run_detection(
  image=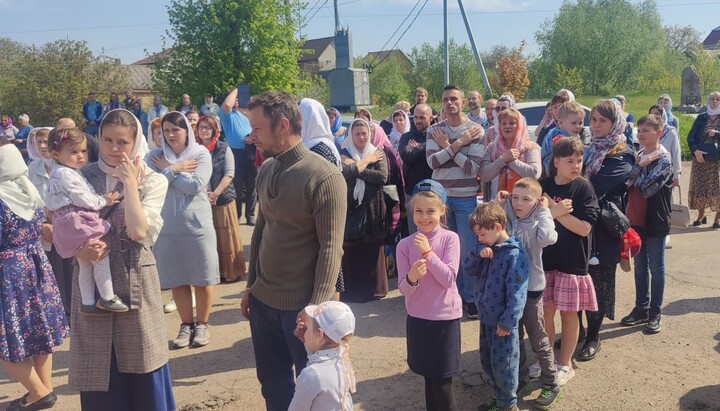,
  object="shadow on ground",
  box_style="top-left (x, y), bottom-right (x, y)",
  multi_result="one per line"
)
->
top-left (679, 384), bottom-right (720, 410)
top-left (663, 297), bottom-right (720, 316)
